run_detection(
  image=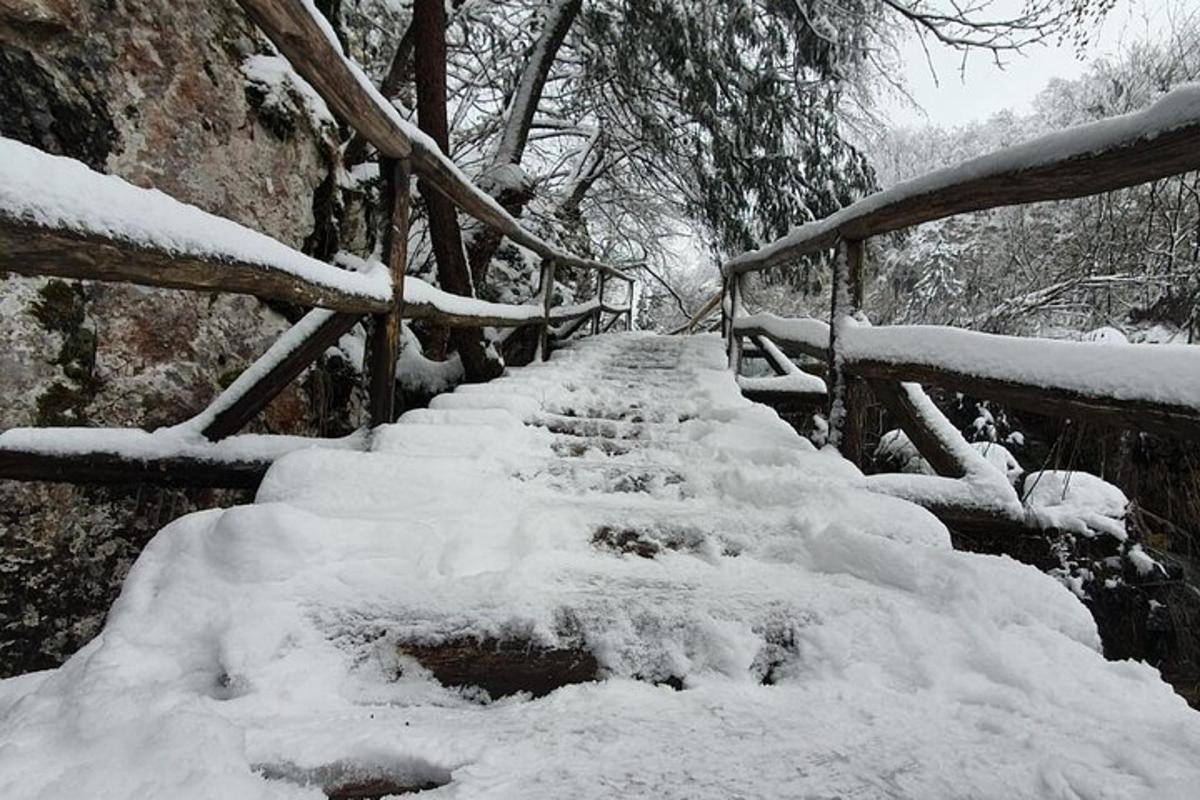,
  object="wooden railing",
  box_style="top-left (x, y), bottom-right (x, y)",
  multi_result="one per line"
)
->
top-left (721, 84), bottom-right (1200, 533)
top-left (0, 0), bottom-right (636, 489)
